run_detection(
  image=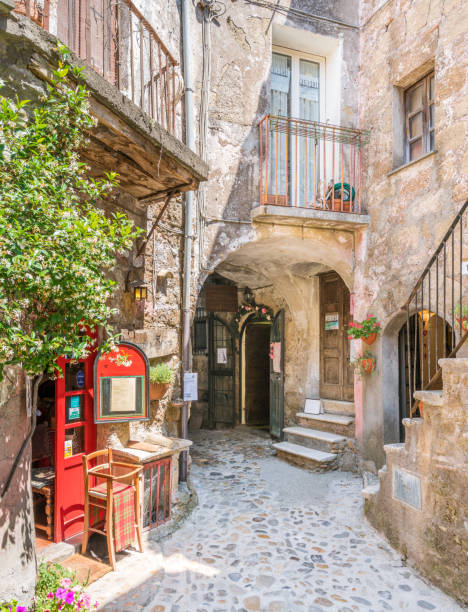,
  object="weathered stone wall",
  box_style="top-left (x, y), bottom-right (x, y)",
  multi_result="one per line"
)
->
top-left (354, 0), bottom-right (468, 468)
top-left (364, 358), bottom-right (468, 606)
